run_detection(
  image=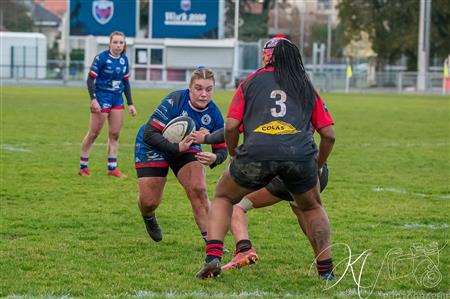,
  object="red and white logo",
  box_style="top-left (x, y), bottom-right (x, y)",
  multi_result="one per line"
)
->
top-left (92, 0), bottom-right (114, 25)
top-left (180, 0), bottom-right (191, 12)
